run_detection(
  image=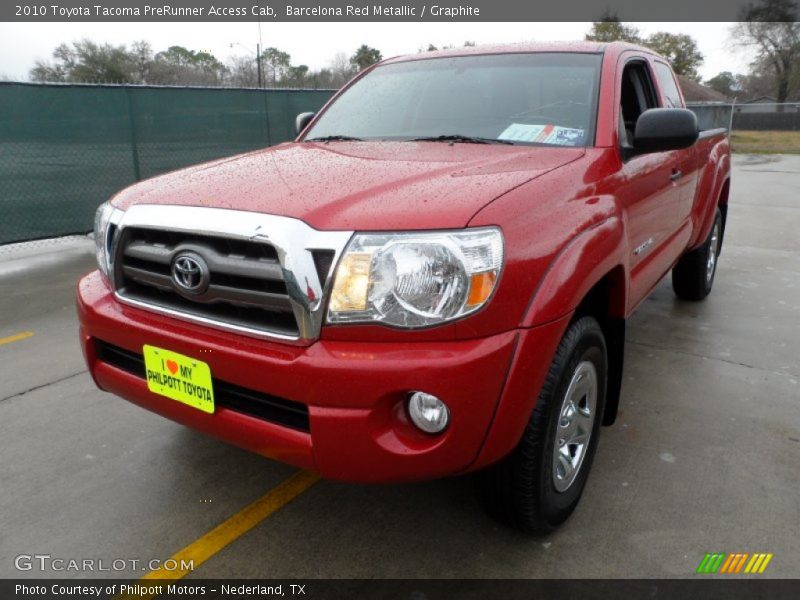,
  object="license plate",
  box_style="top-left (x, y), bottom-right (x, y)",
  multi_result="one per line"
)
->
top-left (143, 345), bottom-right (215, 414)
